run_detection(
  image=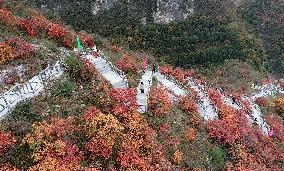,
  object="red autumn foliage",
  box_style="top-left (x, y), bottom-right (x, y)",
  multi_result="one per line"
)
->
top-left (85, 137), bottom-right (113, 160)
top-left (79, 32), bottom-right (94, 48)
top-left (206, 87), bottom-right (224, 108)
top-left (184, 69), bottom-right (196, 78)
top-left (187, 87), bottom-right (199, 99)
top-left (0, 131), bottom-right (16, 155)
top-left (159, 123), bottom-right (172, 134)
top-left (0, 8), bottom-right (15, 25)
top-left (31, 13), bottom-right (49, 31)
top-left (47, 23), bottom-right (68, 39)
top-left (83, 106), bottom-right (101, 120)
top-left (111, 44), bottom-right (122, 53)
top-left (209, 97), bottom-right (284, 170)
top-left (115, 53), bottom-right (139, 74)
top-left (167, 136), bottom-right (181, 149)
top-left (5, 37), bottom-right (35, 59)
top-left (111, 88), bottom-right (138, 117)
top-left (255, 97), bottom-right (268, 107)
top-left (17, 18), bottom-right (36, 37)
top-left (209, 112), bottom-right (249, 144)
top-left (117, 139), bottom-right (171, 171)
top-left (160, 65), bottom-right (188, 84)
top-left (178, 96), bottom-right (198, 114)
top-left (159, 65), bottom-right (173, 75)
top-left (266, 114), bottom-right (284, 144)
top-left (0, 6), bottom-right (93, 48)
top-left (22, 117), bottom-right (84, 170)
top-left (148, 86), bottom-right (173, 117)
